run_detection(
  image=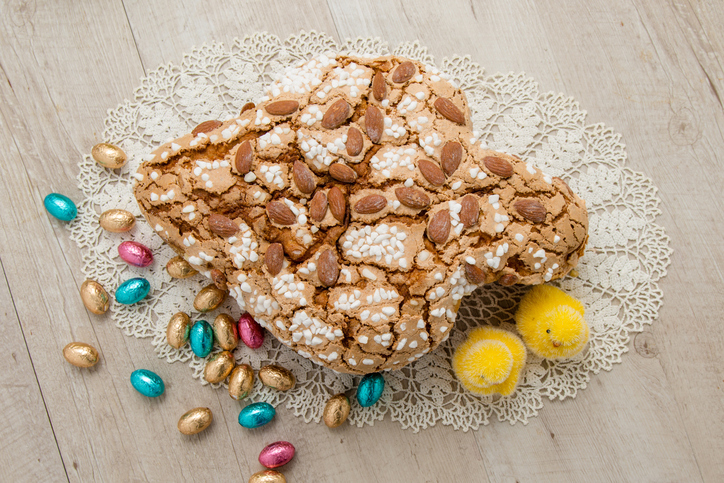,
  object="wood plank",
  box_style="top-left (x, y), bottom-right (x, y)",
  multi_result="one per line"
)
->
top-left (0, 256), bottom-right (68, 482)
